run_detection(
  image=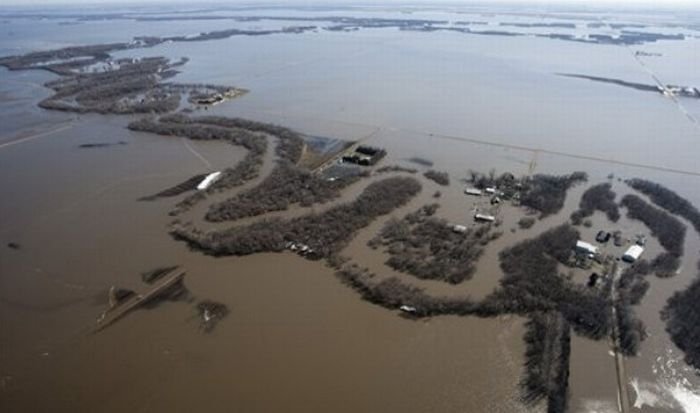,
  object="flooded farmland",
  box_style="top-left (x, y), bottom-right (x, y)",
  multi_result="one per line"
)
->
top-left (1, 3), bottom-right (700, 413)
